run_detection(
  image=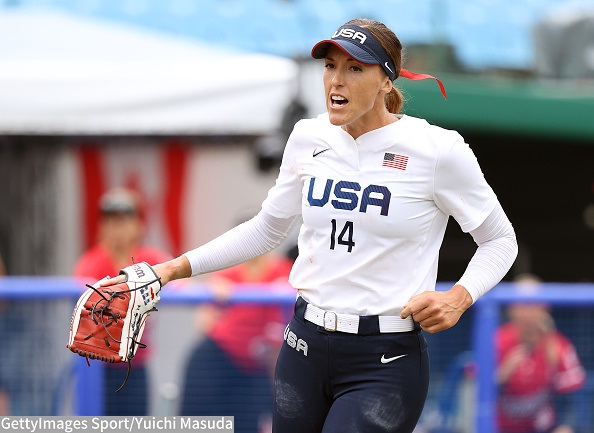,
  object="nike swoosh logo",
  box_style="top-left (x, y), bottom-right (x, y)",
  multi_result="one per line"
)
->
top-left (380, 354), bottom-right (407, 364)
top-left (313, 148), bottom-right (331, 157)
top-left (384, 62), bottom-right (394, 73)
